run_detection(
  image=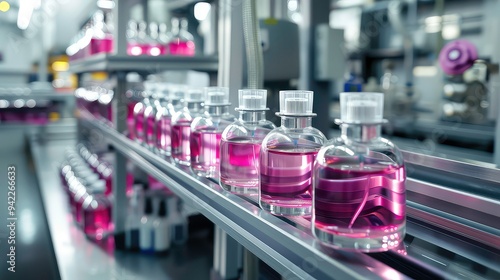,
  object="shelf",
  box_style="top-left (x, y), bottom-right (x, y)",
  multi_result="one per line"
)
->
top-left (78, 111), bottom-right (500, 279)
top-left (69, 53), bottom-right (219, 74)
